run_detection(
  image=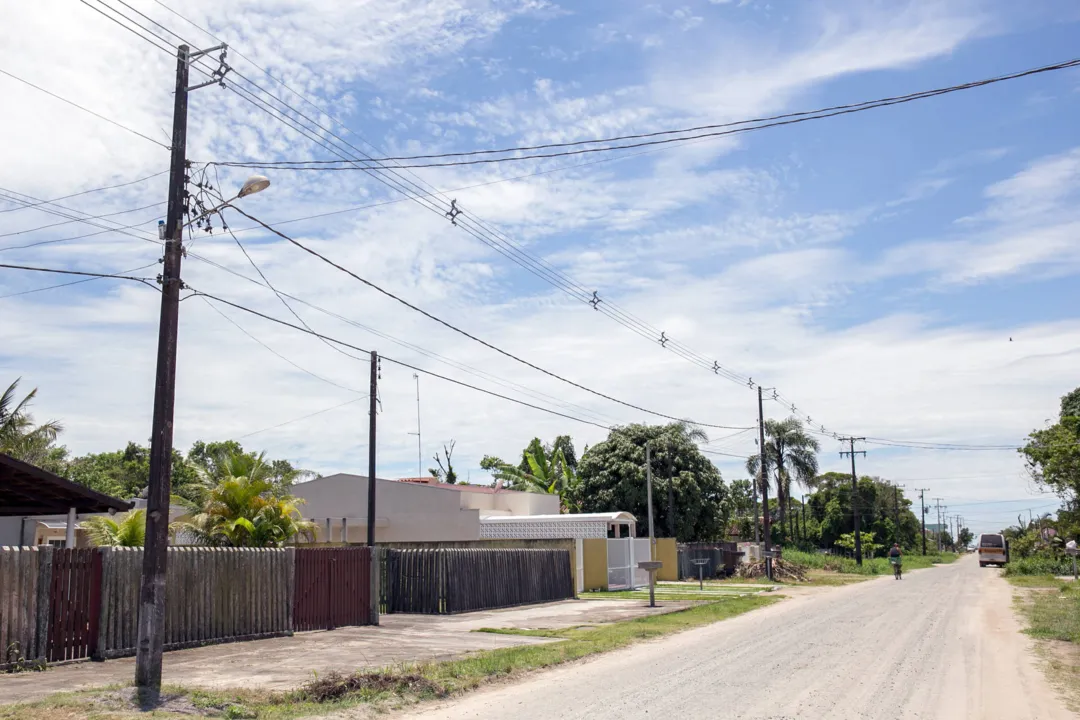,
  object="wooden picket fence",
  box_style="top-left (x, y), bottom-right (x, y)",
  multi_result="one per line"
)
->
top-left (97, 547), bottom-right (295, 659)
top-left (0, 546), bottom-right (51, 669)
top-left (383, 548), bottom-right (574, 615)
